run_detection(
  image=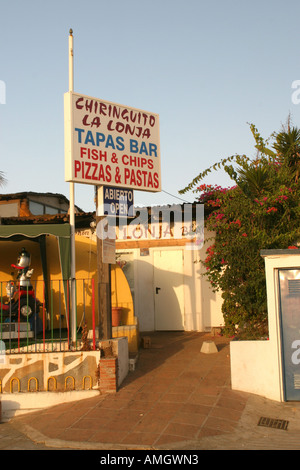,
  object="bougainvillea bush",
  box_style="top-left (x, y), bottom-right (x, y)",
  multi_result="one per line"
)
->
top-left (180, 121), bottom-right (300, 338)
